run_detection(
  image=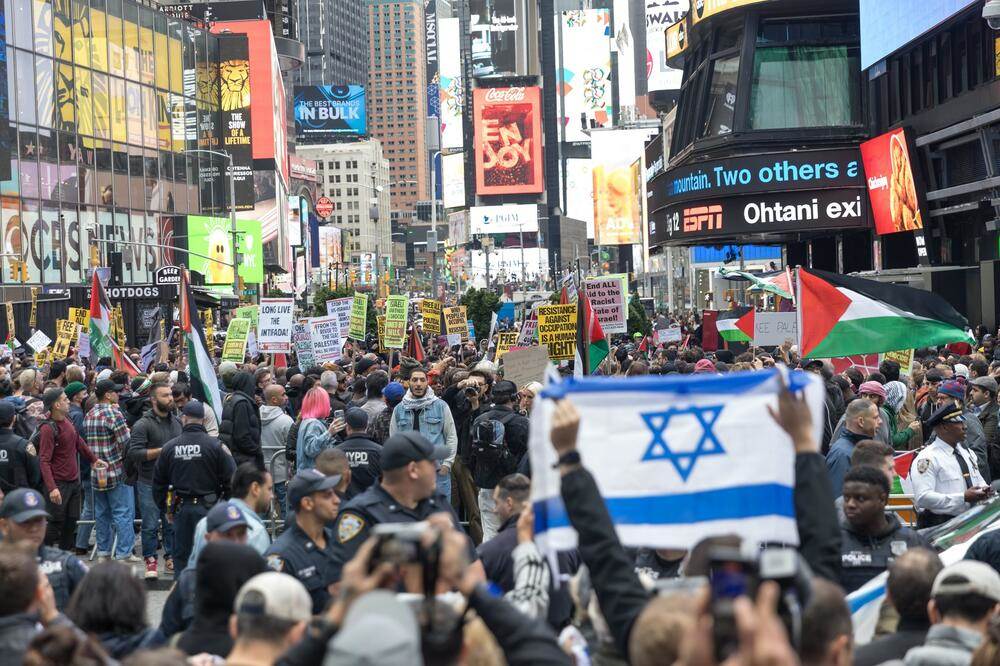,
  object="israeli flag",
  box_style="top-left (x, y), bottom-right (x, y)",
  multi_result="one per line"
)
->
top-left (529, 369), bottom-right (825, 552)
